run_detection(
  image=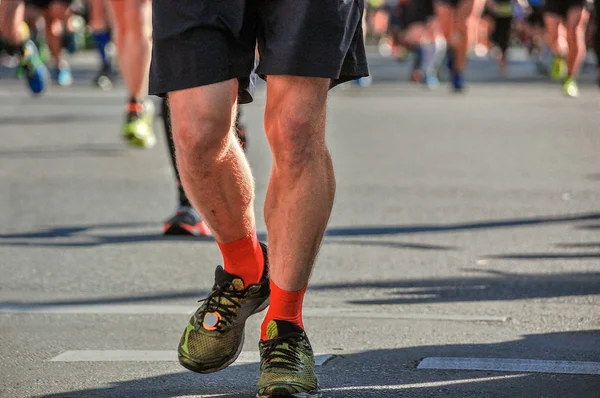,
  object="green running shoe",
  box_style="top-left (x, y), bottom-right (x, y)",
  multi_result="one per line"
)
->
top-left (178, 243), bottom-right (270, 374)
top-left (37, 41), bottom-right (51, 65)
top-left (123, 100), bottom-right (156, 148)
top-left (562, 77), bottom-right (579, 98)
top-left (549, 55), bottom-right (567, 82)
top-left (257, 320), bottom-right (321, 398)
